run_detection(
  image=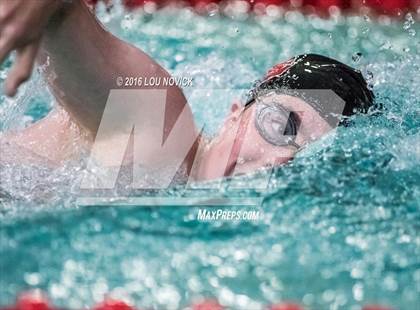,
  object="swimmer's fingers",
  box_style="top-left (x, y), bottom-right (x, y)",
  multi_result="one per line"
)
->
top-left (4, 41), bottom-right (40, 97)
